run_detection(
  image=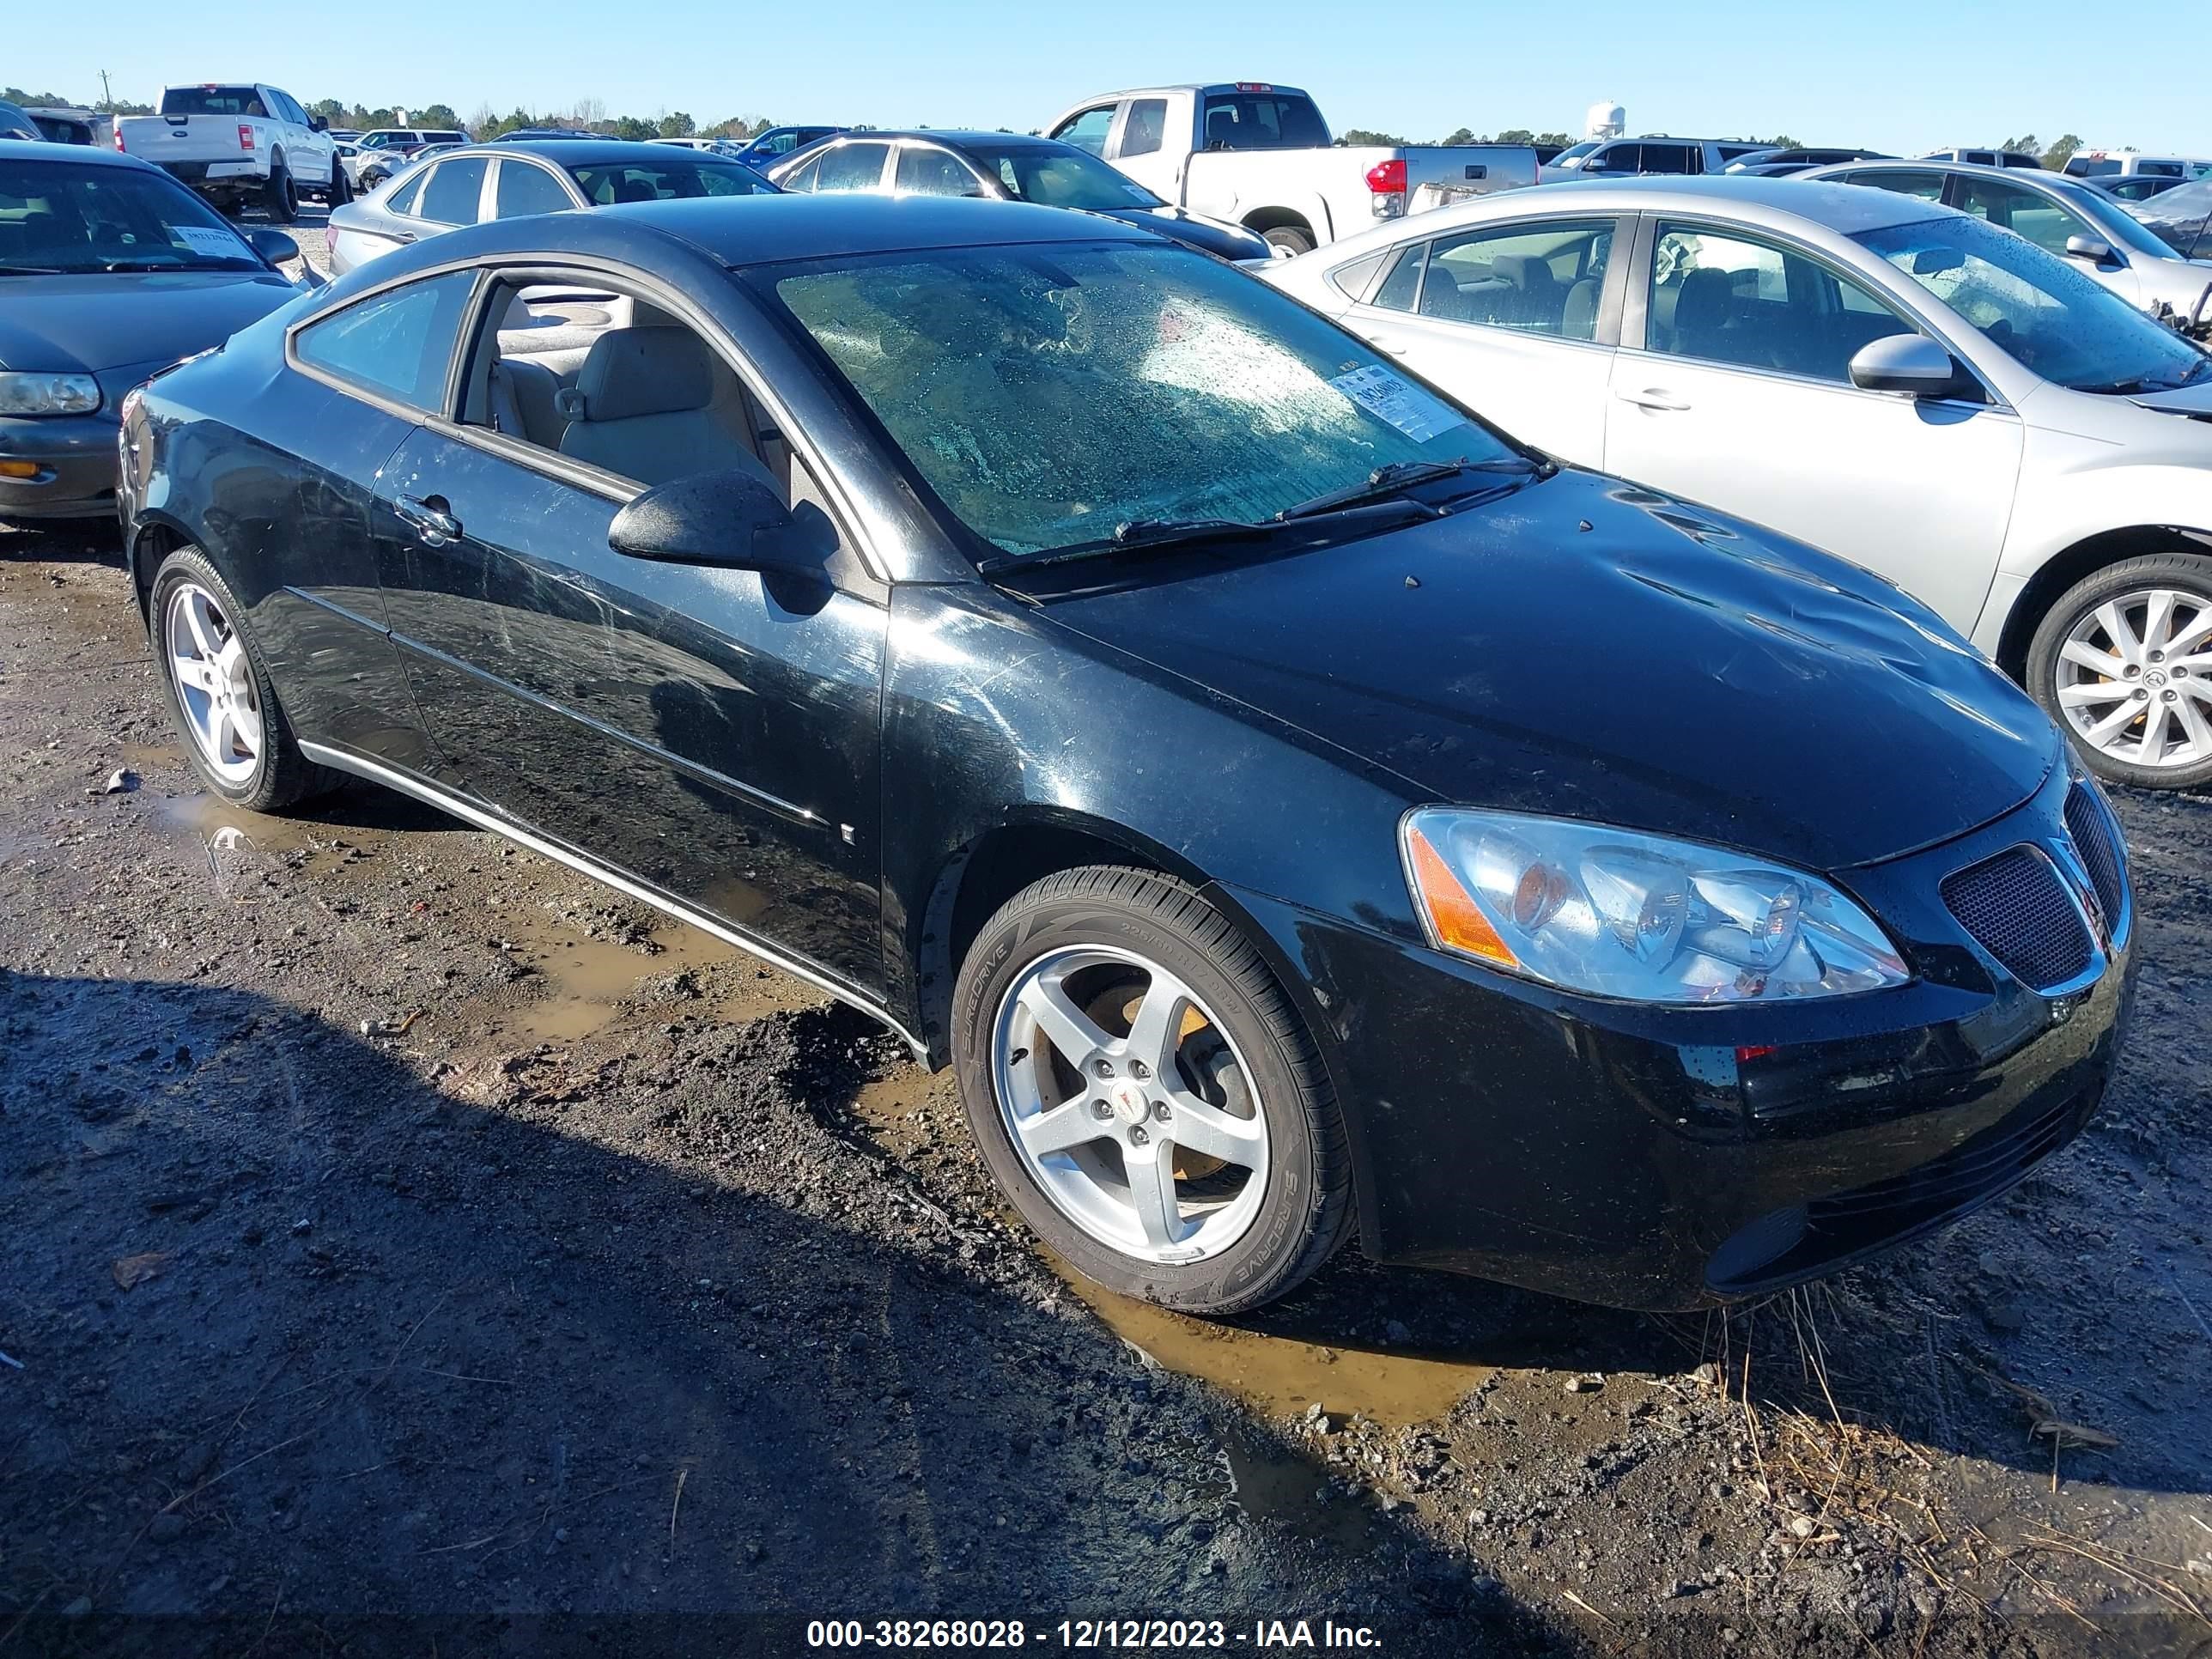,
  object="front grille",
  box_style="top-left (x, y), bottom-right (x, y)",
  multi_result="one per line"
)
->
top-left (1941, 847), bottom-right (2093, 991)
top-left (2064, 783), bottom-right (2127, 930)
top-left (1707, 1091), bottom-right (2086, 1294)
